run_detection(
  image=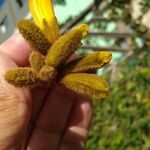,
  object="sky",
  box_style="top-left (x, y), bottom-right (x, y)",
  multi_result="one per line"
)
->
top-left (54, 0), bottom-right (92, 23)
top-left (54, 0), bottom-right (122, 62)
